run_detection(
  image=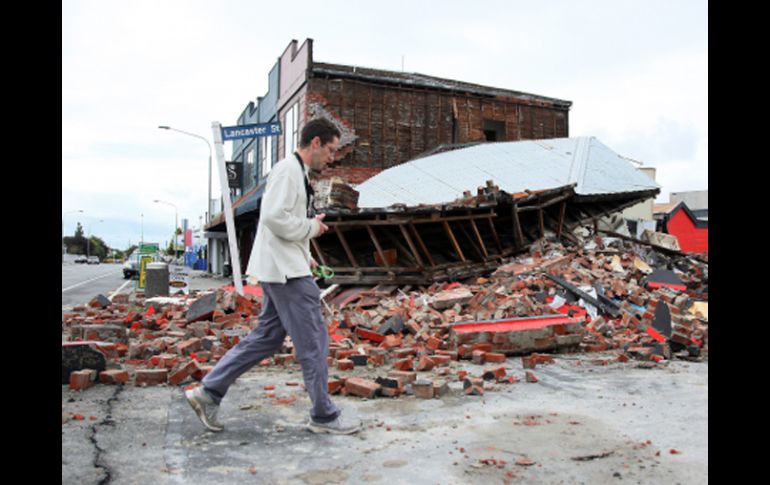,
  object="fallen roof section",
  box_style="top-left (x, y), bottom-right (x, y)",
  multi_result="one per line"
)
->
top-left (354, 137), bottom-right (660, 209)
top-left (312, 137), bottom-right (660, 285)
